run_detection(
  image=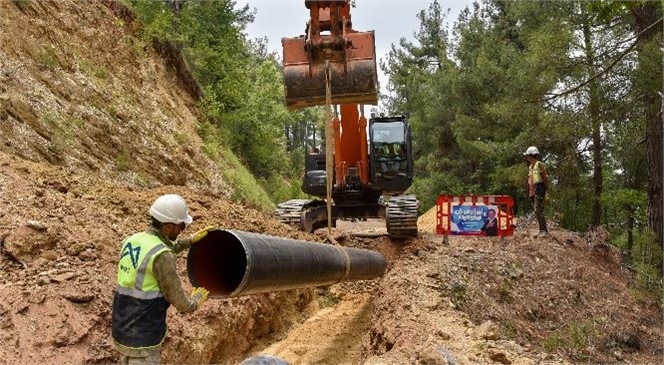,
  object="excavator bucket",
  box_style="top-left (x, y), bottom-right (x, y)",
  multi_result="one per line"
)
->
top-left (282, 30), bottom-right (378, 110)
